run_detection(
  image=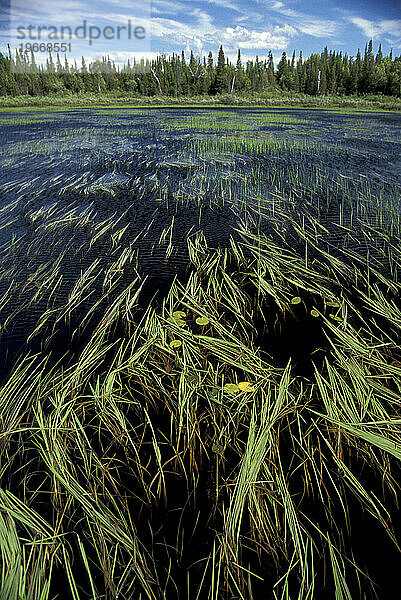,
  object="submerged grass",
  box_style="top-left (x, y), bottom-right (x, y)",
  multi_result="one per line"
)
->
top-left (0, 108), bottom-right (400, 599)
top-left (1, 229), bottom-right (401, 599)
